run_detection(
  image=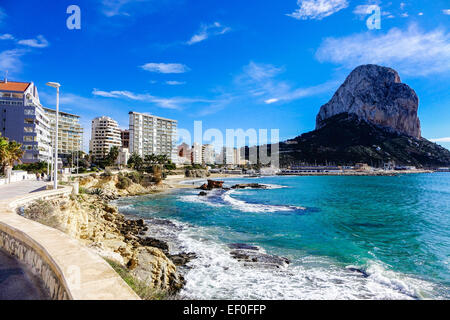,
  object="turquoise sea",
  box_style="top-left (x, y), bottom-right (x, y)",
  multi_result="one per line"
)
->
top-left (116, 173), bottom-right (450, 299)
